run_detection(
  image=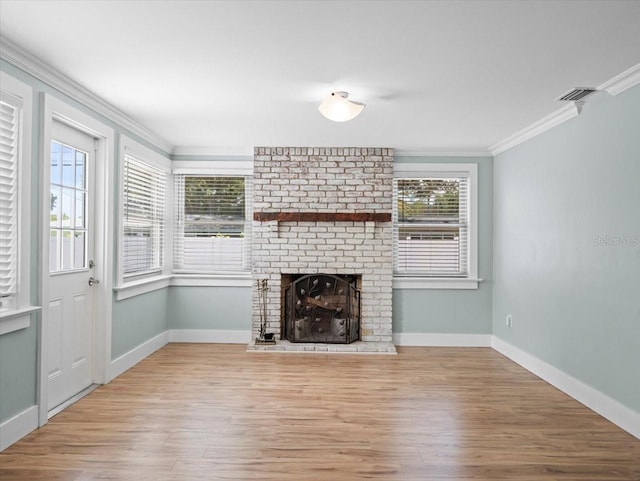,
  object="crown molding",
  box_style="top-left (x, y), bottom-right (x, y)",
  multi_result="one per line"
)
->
top-left (171, 145), bottom-right (254, 159)
top-left (491, 64), bottom-right (640, 156)
top-left (394, 150), bottom-right (491, 158)
top-left (173, 147), bottom-right (493, 159)
top-left (0, 35), bottom-right (173, 154)
top-left (489, 103), bottom-right (580, 156)
top-left (597, 63), bottom-right (640, 96)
